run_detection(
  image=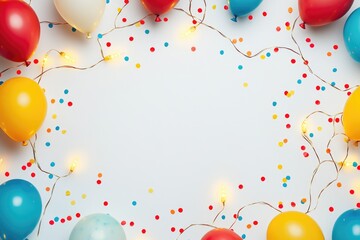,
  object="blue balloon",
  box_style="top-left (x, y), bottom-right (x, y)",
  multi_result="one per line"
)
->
top-left (344, 8), bottom-right (360, 62)
top-left (70, 213), bottom-right (126, 240)
top-left (0, 179), bottom-right (42, 240)
top-left (333, 209), bottom-right (360, 240)
top-left (229, 0), bottom-right (263, 22)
